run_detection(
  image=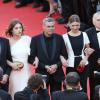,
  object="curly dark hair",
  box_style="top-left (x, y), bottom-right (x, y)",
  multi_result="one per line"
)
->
top-left (28, 73), bottom-right (44, 90)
